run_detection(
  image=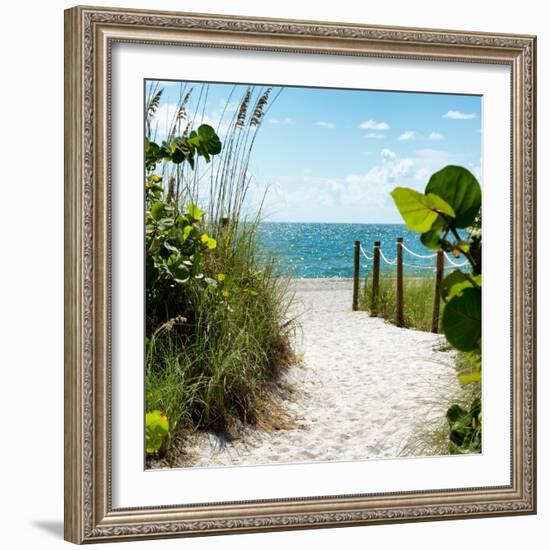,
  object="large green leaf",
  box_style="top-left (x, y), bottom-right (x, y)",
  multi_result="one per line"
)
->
top-left (186, 203), bottom-right (204, 221)
top-left (201, 233), bottom-right (217, 250)
top-left (188, 124), bottom-right (222, 162)
top-left (425, 165), bottom-right (481, 228)
top-left (442, 287), bottom-right (482, 351)
top-left (197, 124), bottom-right (222, 154)
top-left (171, 137), bottom-right (195, 166)
top-left (420, 230), bottom-right (441, 250)
top-left (145, 410), bottom-right (169, 454)
top-left (390, 187), bottom-right (455, 233)
top-left (440, 270), bottom-right (482, 301)
top-left (150, 201), bottom-right (164, 220)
